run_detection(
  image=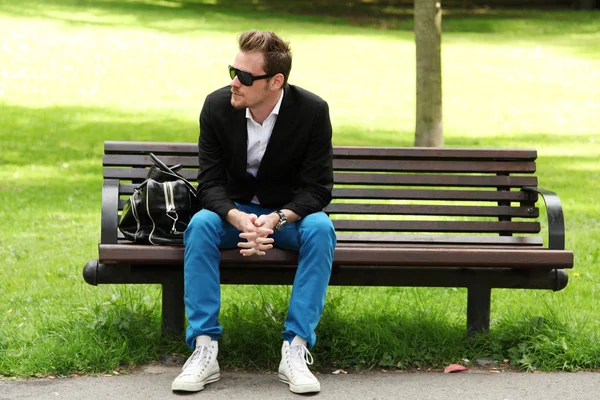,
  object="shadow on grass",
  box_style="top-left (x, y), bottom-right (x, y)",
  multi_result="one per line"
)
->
top-left (1, 101), bottom-right (598, 180)
top-left (0, 0), bottom-right (405, 35)
top-left (0, 103), bottom-right (198, 167)
top-left (1, 0), bottom-right (599, 37)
